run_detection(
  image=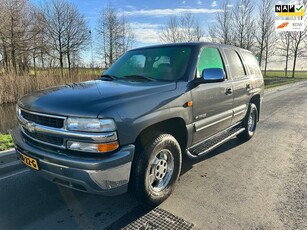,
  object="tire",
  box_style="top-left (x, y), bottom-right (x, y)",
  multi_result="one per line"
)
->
top-left (130, 133), bottom-right (182, 206)
top-left (238, 103), bottom-right (258, 141)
